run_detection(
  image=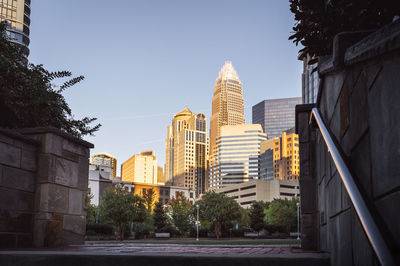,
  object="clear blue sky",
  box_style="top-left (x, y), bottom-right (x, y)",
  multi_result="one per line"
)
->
top-left (29, 0), bottom-right (302, 175)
